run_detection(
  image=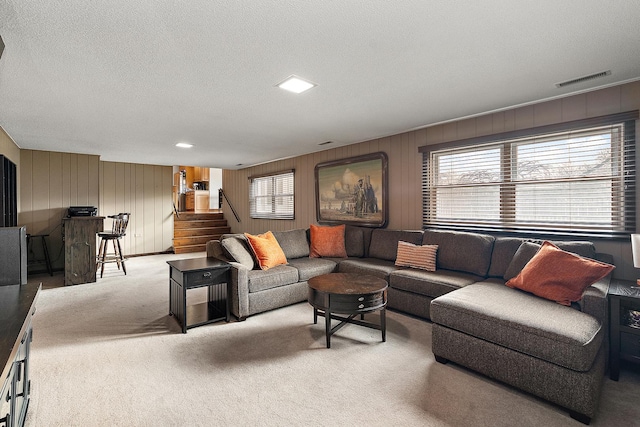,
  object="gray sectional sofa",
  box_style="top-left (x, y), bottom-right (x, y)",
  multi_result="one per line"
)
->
top-left (206, 226), bottom-right (612, 424)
